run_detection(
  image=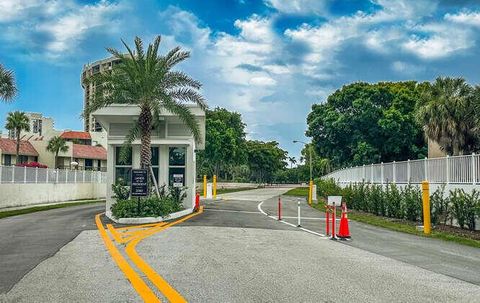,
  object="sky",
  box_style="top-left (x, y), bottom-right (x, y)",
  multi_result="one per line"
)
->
top-left (2, 0), bottom-right (480, 160)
